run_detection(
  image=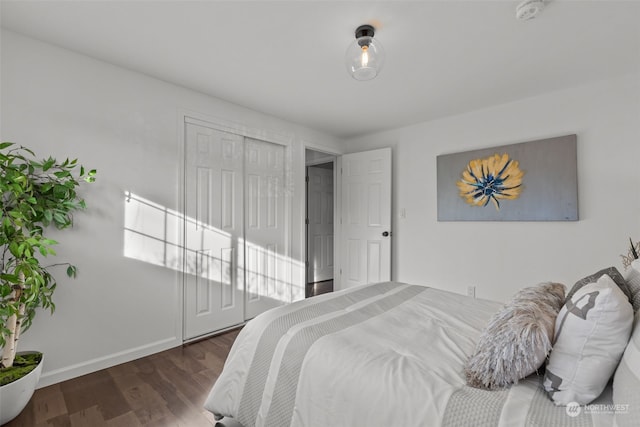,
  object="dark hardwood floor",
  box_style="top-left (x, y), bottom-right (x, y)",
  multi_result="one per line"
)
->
top-left (5, 328), bottom-right (241, 427)
top-left (6, 286), bottom-right (335, 427)
top-left (305, 279), bottom-right (333, 298)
